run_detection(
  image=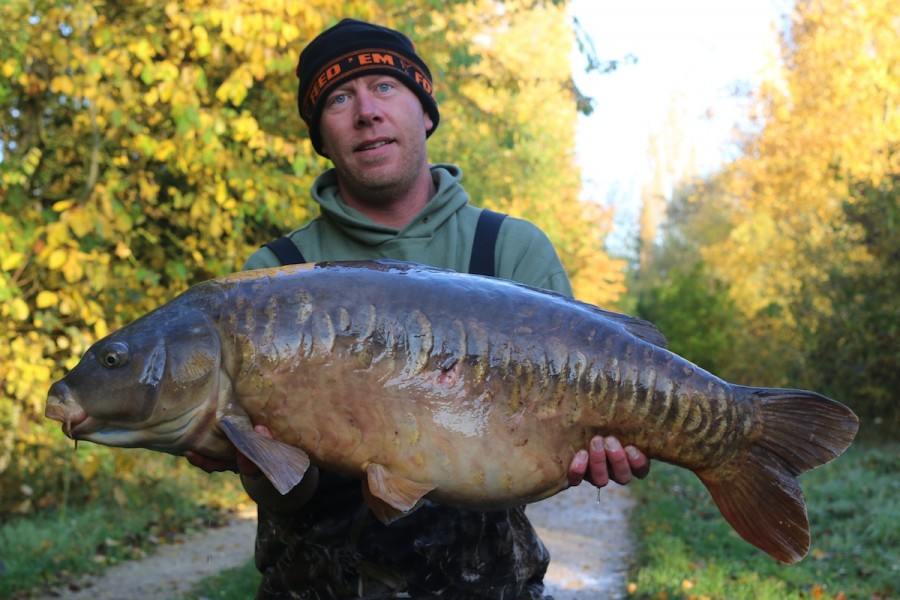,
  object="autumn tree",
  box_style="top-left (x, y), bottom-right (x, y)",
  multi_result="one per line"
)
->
top-left (1, 0), bottom-right (625, 513)
top-left (633, 176), bottom-right (746, 377)
top-left (632, 0), bottom-right (899, 435)
top-left (417, 0), bottom-right (626, 305)
top-left (686, 0), bottom-right (898, 415)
